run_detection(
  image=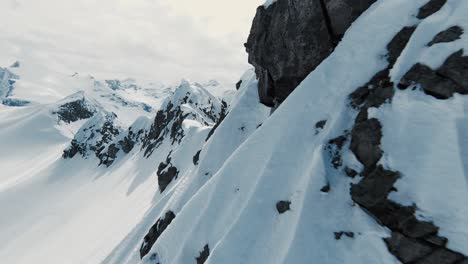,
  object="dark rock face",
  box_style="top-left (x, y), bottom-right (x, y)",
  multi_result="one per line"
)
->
top-left (326, 135), bottom-right (348, 169)
top-left (235, 80), bottom-right (242, 90)
top-left (345, 20), bottom-right (467, 263)
top-left (350, 118), bottom-right (382, 173)
top-left (276, 200), bottom-right (291, 214)
top-left (246, 0), bottom-right (375, 107)
top-left (62, 114), bottom-right (121, 167)
top-left (325, 0), bottom-right (377, 37)
top-left (196, 244), bottom-right (210, 264)
top-left (157, 154), bottom-right (179, 193)
top-left (140, 211), bottom-right (176, 259)
top-left (399, 50), bottom-right (468, 99)
top-left (334, 231), bottom-right (354, 240)
top-left (428, 26), bottom-right (464, 46)
top-left (417, 0), bottom-right (447, 19)
top-left (206, 100), bottom-right (228, 141)
top-left (193, 150), bottom-right (201, 165)
top-left (55, 98), bottom-right (95, 123)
